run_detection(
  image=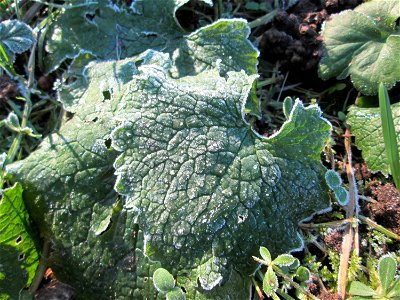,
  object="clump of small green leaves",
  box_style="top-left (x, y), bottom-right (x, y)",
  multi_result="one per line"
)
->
top-left (153, 268), bottom-right (185, 300)
top-left (253, 246), bottom-right (316, 300)
top-left (348, 255), bottom-right (400, 299)
top-left (319, 0), bottom-right (400, 95)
